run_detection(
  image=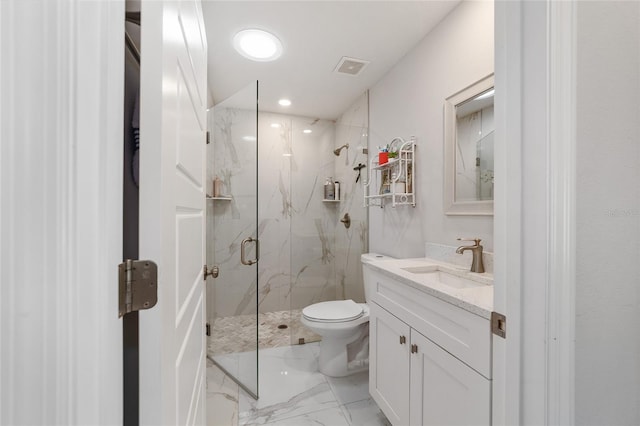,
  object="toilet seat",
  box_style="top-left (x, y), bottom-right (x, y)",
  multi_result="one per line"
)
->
top-left (302, 300), bottom-right (364, 323)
